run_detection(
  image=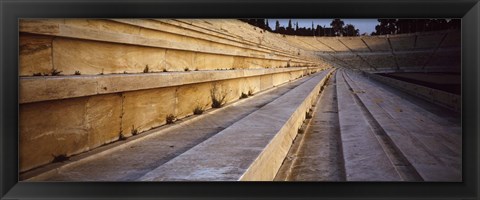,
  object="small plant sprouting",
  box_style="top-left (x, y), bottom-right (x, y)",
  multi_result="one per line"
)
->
top-left (210, 83), bottom-right (228, 108)
top-left (184, 67), bottom-right (190, 72)
top-left (306, 111), bottom-right (313, 119)
top-left (193, 105), bottom-right (205, 115)
top-left (33, 72), bottom-right (42, 76)
top-left (240, 92), bottom-right (249, 99)
top-left (119, 132), bottom-right (127, 141)
top-left (51, 68), bottom-right (62, 76)
top-left (143, 65), bottom-right (149, 73)
top-left (131, 125), bottom-right (138, 136)
top-left (211, 97), bottom-right (225, 108)
top-left (74, 71), bottom-right (81, 75)
top-left (52, 154), bottom-right (69, 163)
top-left (248, 88), bottom-right (255, 96)
top-left (298, 128), bottom-right (305, 134)
top-left (166, 114), bottom-right (176, 124)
